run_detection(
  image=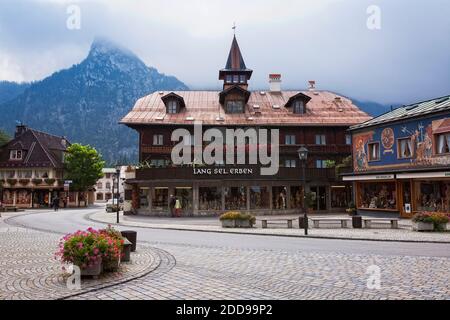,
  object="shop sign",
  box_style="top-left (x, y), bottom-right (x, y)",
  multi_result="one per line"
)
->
top-left (193, 168), bottom-right (254, 175)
